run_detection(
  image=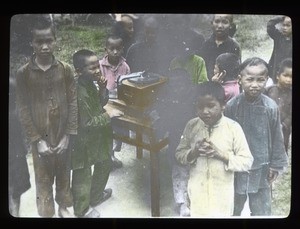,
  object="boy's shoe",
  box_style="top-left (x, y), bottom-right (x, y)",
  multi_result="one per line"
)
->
top-left (91, 188), bottom-right (113, 207)
top-left (82, 209), bottom-right (100, 218)
top-left (58, 206), bottom-right (73, 218)
top-left (112, 155), bottom-right (123, 169)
